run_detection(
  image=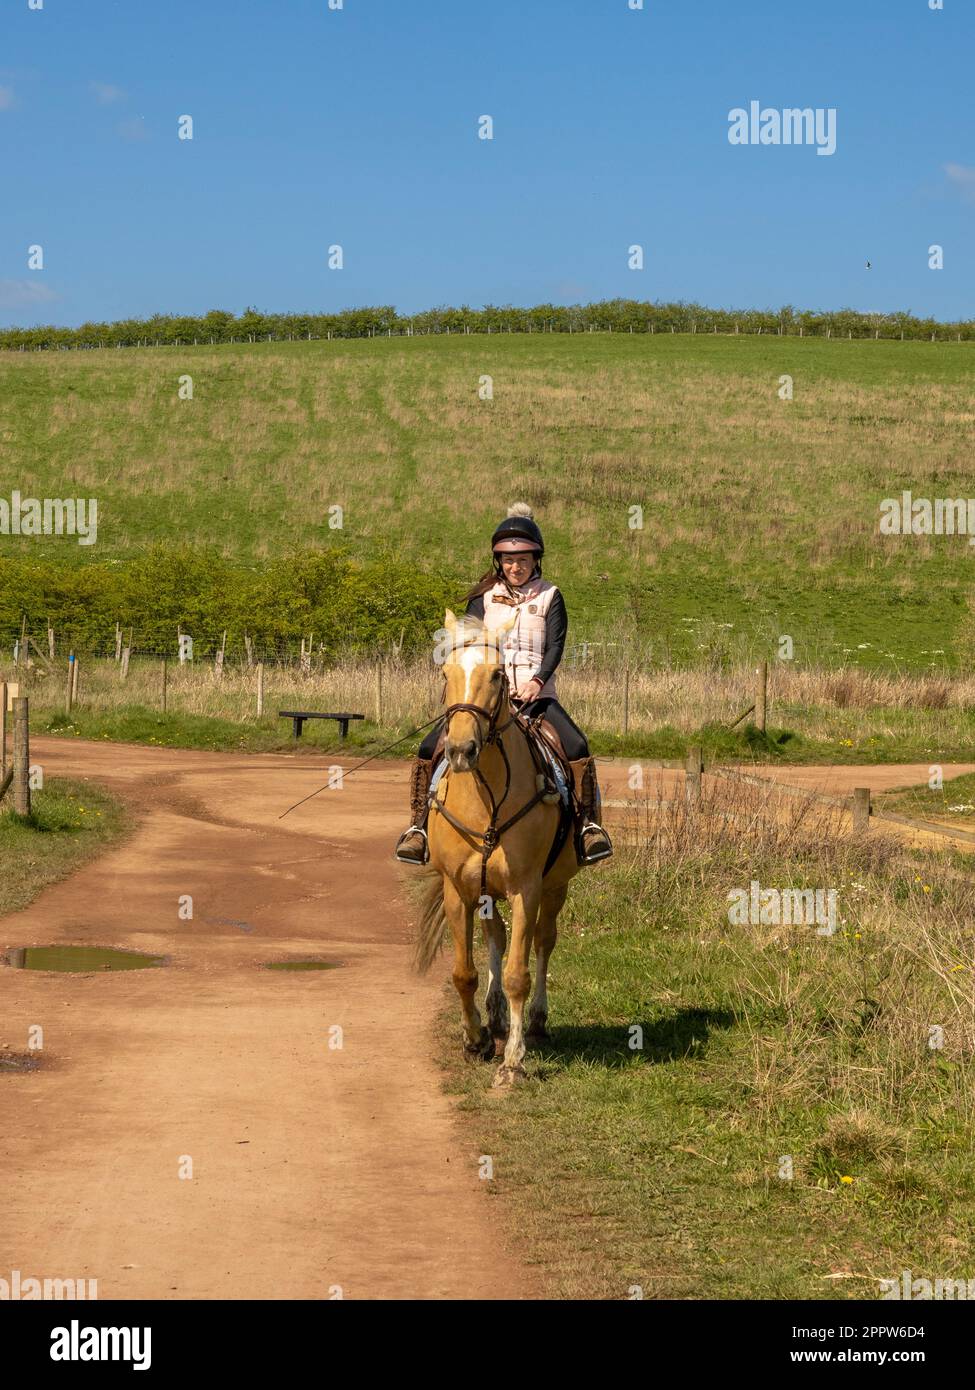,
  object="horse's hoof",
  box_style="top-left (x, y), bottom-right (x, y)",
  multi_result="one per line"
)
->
top-left (492, 1063), bottom-right (526, 1088)
top-left (526, 1027), bottom-right (550, 1045)
top-left (464, 1028), bottom-right (493, 1060)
